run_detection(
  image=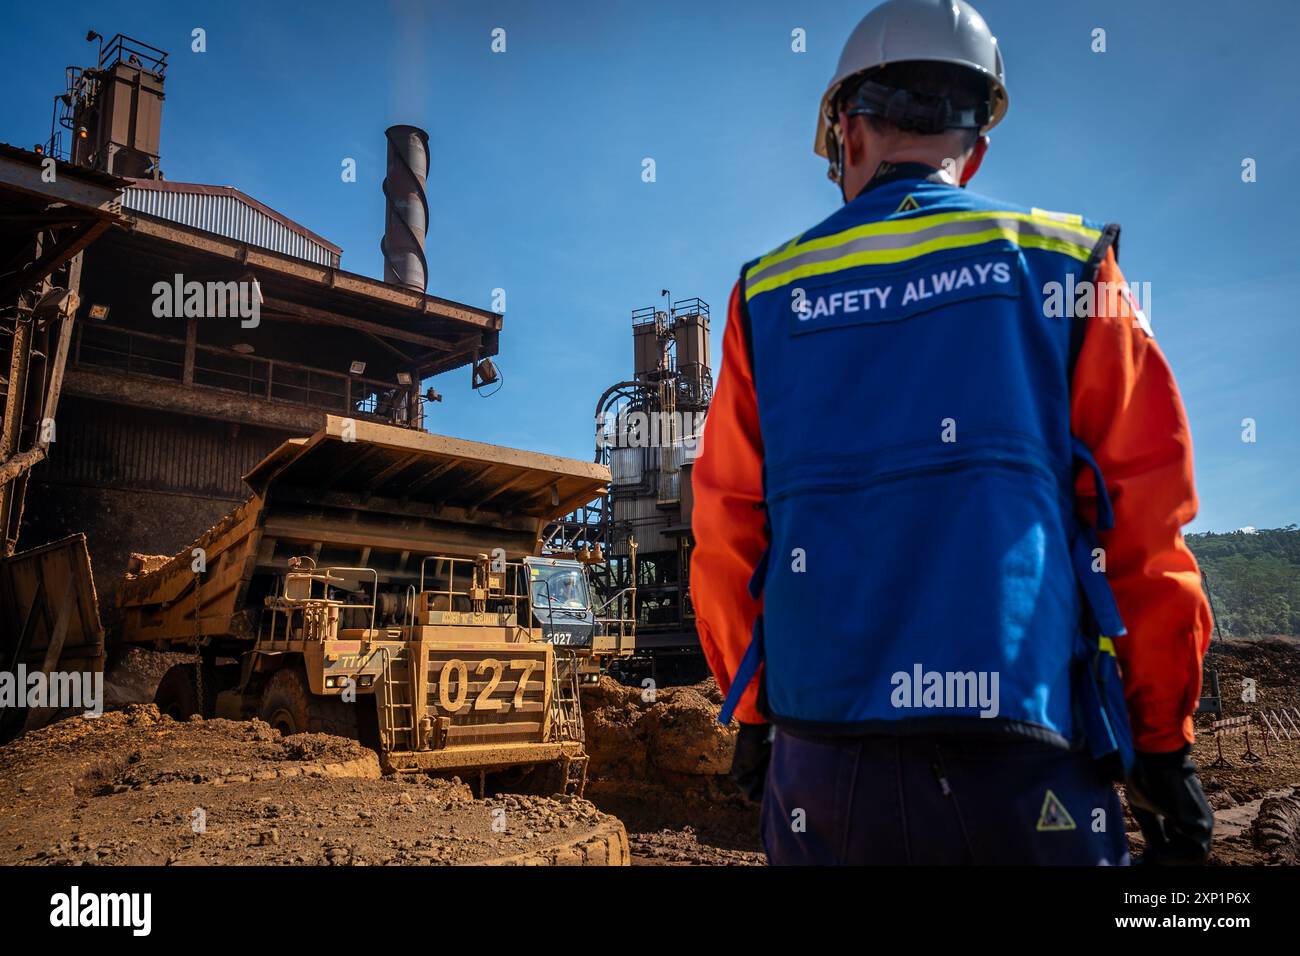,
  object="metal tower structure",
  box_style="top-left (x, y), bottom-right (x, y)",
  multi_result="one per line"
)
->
top-left (544, 295), bottom-right (712, 681)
